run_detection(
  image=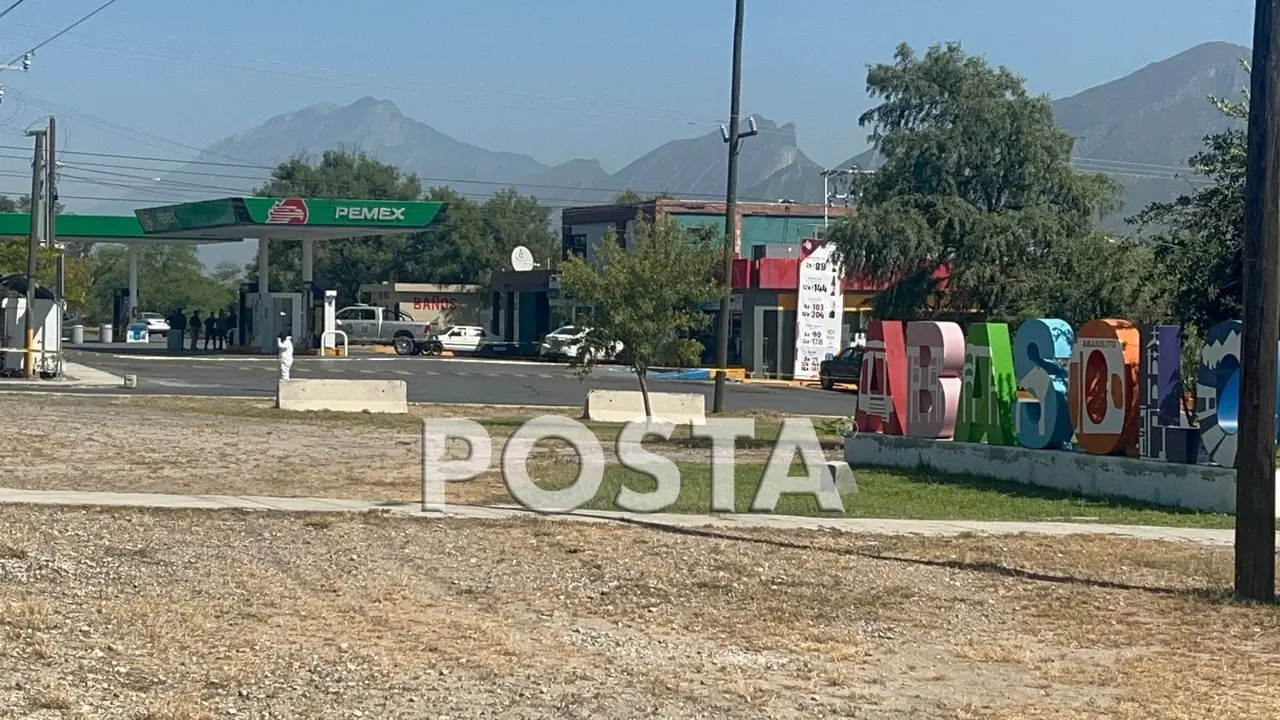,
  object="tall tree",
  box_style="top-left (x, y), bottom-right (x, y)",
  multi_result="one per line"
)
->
top-left (0, 195), bottom-right (91, 308)
top-left (402, 187), bottom-right (491, 284)
top-left (402, 187), bottom-right (559, 286)
top-left (480, 188), bottom-right (560, 272)
top-left (252, 149), bottom-right (423, 301)
top-left (829, 42), bottom-right (1121, 323)
top-left (0, 239), bottom-right (91, 310)
top-left (558, 216), bottom-right (720, 416)
top-left (1130, 67), bottom-right (1247, 335)
top-left (88, 245), bottom-right (236, 322)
